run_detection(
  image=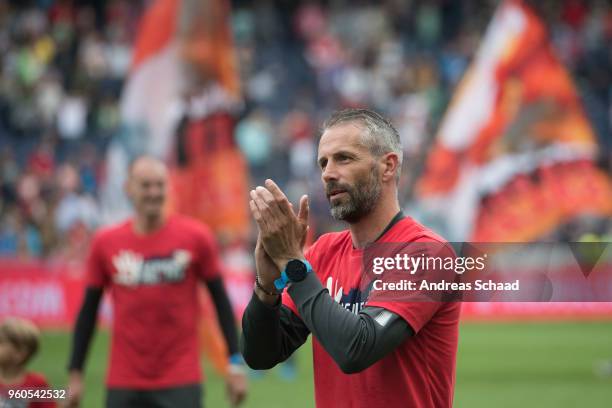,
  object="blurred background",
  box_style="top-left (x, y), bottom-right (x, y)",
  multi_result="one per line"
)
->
top-left (0, 0), bottom-right (611, 407)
